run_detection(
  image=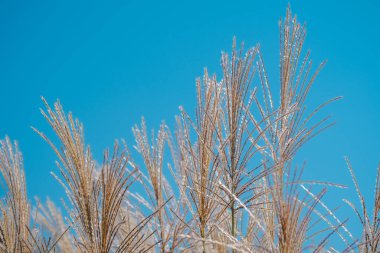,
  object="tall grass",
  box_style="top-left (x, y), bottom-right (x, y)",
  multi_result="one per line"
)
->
top-left (0, 6), bottom-right (376, 253)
